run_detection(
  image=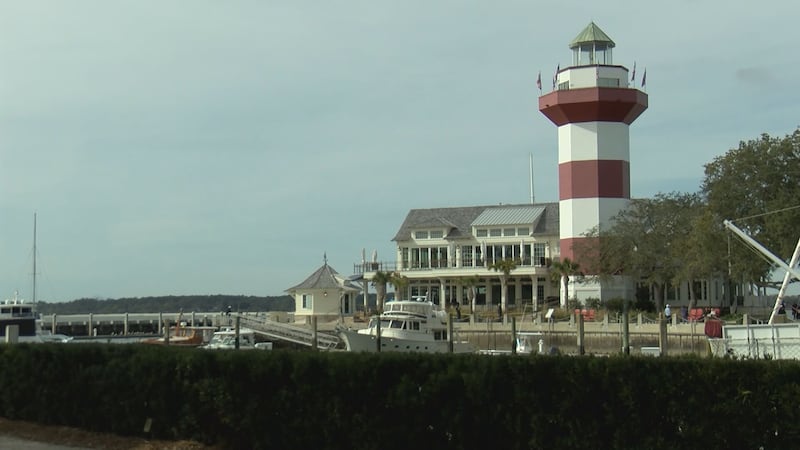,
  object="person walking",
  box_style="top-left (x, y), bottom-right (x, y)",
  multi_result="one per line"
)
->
top-left (664, 304), bottom-right (672, 323)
